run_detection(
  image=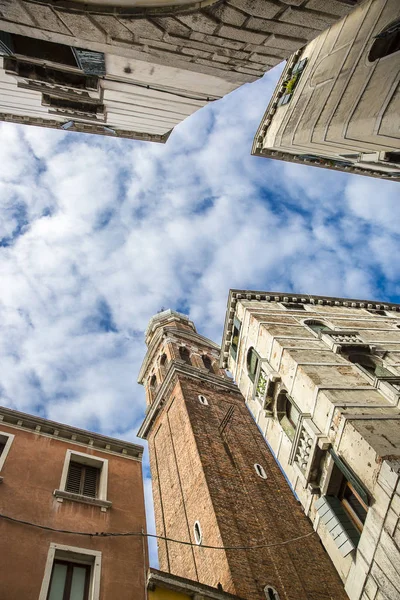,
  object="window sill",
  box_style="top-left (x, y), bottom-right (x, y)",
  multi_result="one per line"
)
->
top-left (53, 489), bottom-right (112, 511)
